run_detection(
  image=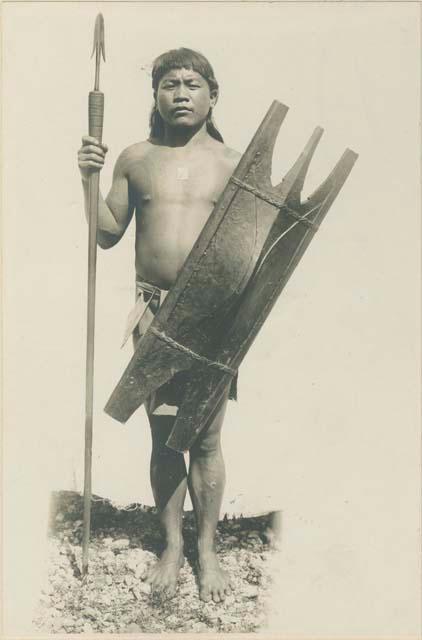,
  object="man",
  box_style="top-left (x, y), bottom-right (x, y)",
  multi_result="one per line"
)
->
top-left (78, 48), bottom-right (241, 603)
